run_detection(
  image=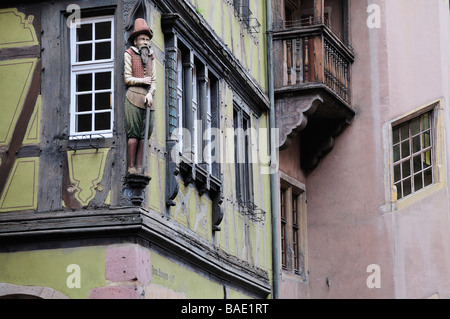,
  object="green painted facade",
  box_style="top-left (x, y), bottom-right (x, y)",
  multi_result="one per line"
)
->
top-left (0, 0), bottom-right (272, 299)
top-left (0, 247), bottom-right (106, 299)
